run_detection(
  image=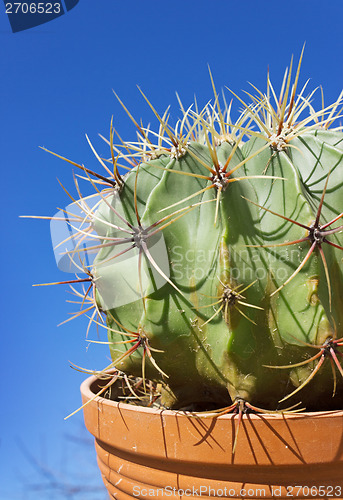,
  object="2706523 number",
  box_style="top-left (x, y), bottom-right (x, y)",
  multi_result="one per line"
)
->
top-left (286, 485), bottom-right (342, 497)
top-left (5, 3), bottom-right (61, 14)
